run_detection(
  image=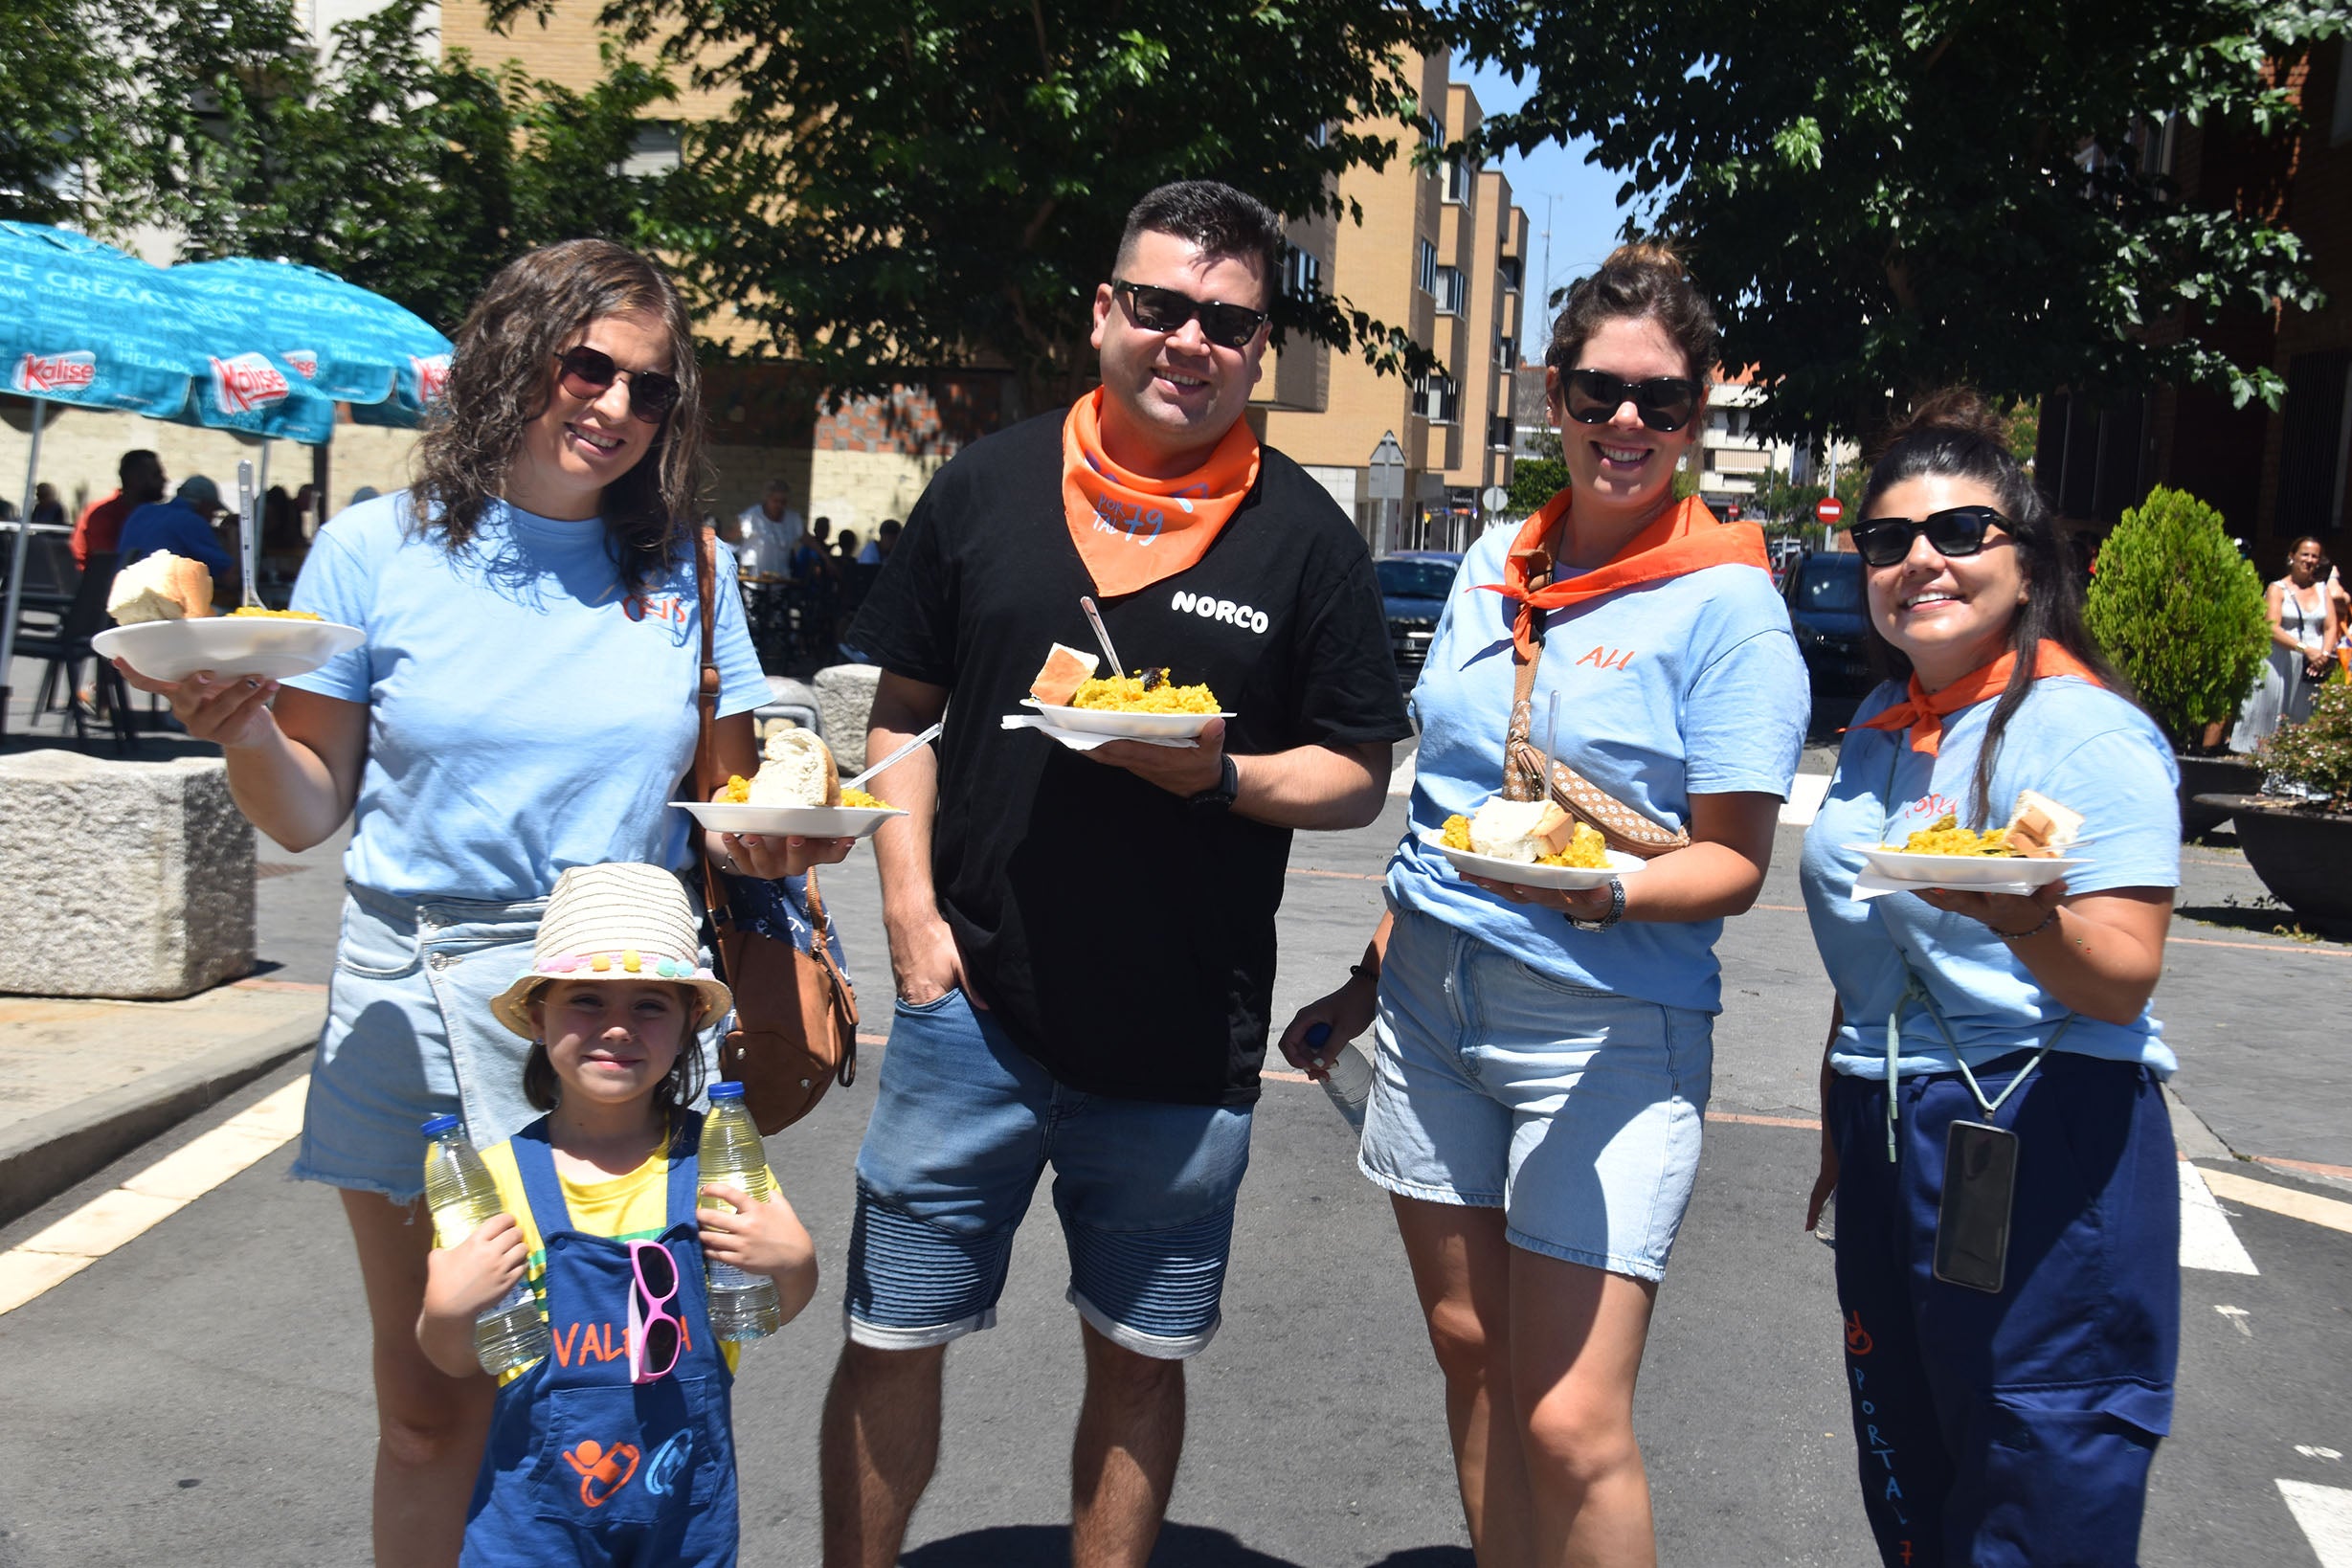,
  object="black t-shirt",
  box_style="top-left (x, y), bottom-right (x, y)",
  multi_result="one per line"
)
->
top-left (849, 409), bottom-right (1412, 1106)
